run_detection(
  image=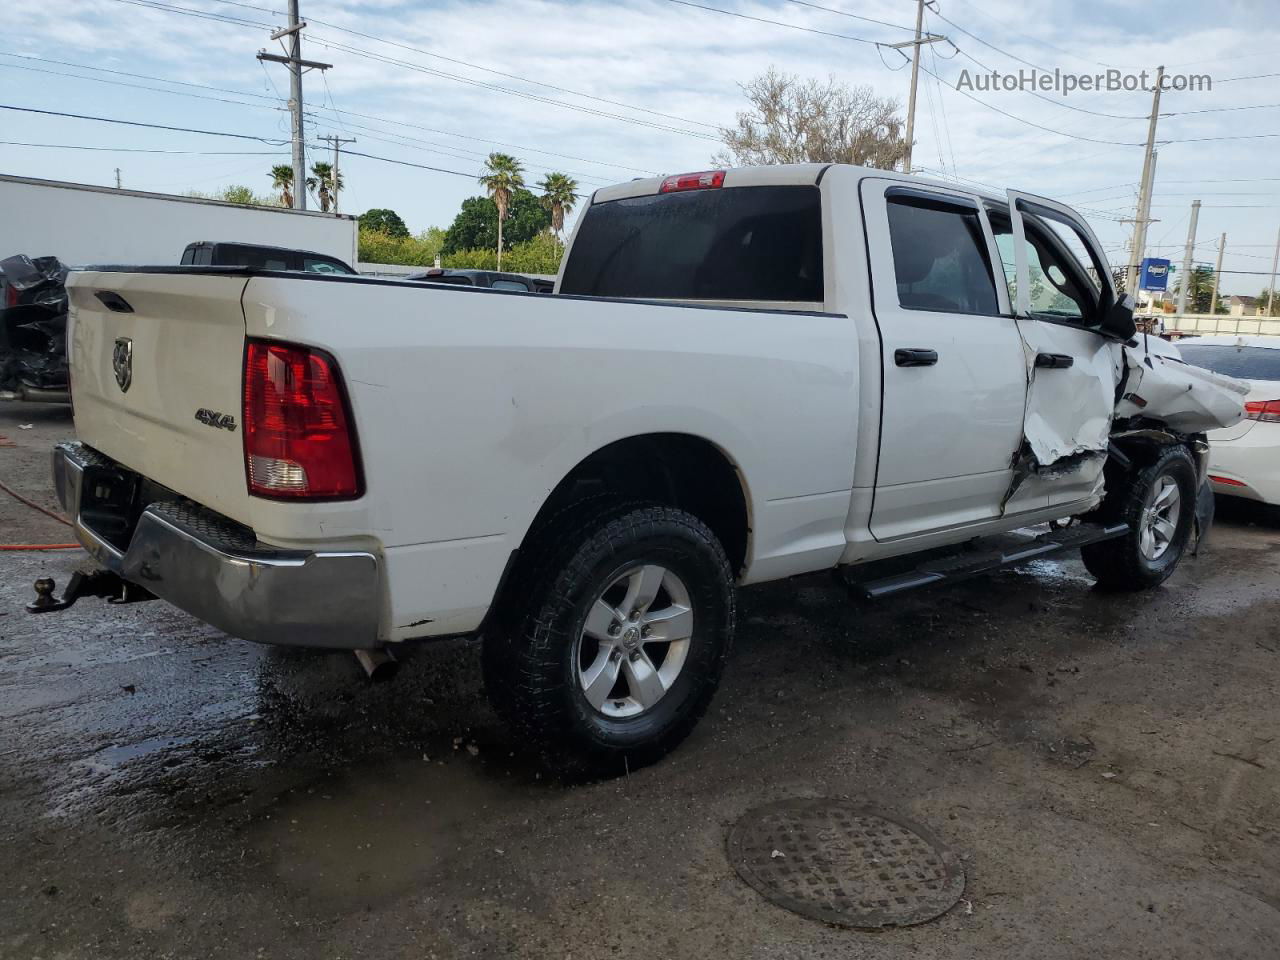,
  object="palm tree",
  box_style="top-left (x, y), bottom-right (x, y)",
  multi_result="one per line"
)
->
top-left (269, 164), bottom-right (294, 207)
top-left (479, 152), bottom-right (525, 270)
top-left (538, 172), bottom-right (579, 238)
top-left (308, 161), bottom-right (344, 213)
